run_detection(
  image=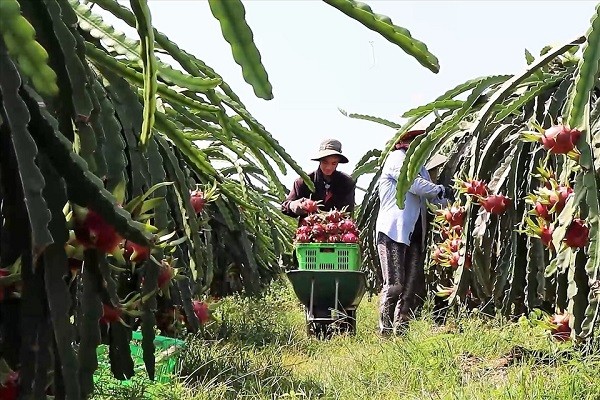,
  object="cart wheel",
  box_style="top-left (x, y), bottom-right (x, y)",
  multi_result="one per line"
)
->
top-left (338, 309), bottom-right (357, 335)
top-left (307, 321), bottom-right (329, 339)
top-left (305, 308), bottom-right (333, 339)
